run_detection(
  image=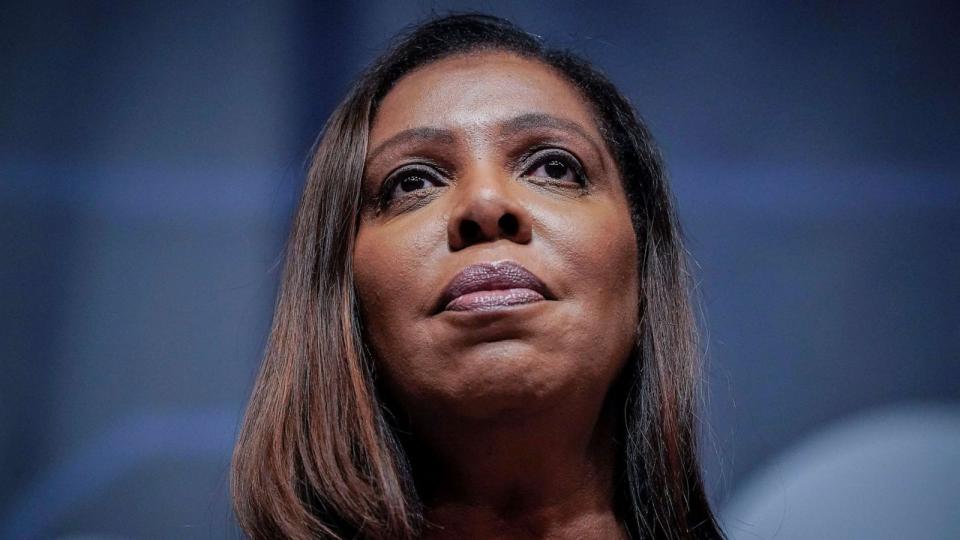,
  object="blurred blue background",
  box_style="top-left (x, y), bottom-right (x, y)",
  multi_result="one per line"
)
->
top-left (2, 1), bottom-right (958, 538)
